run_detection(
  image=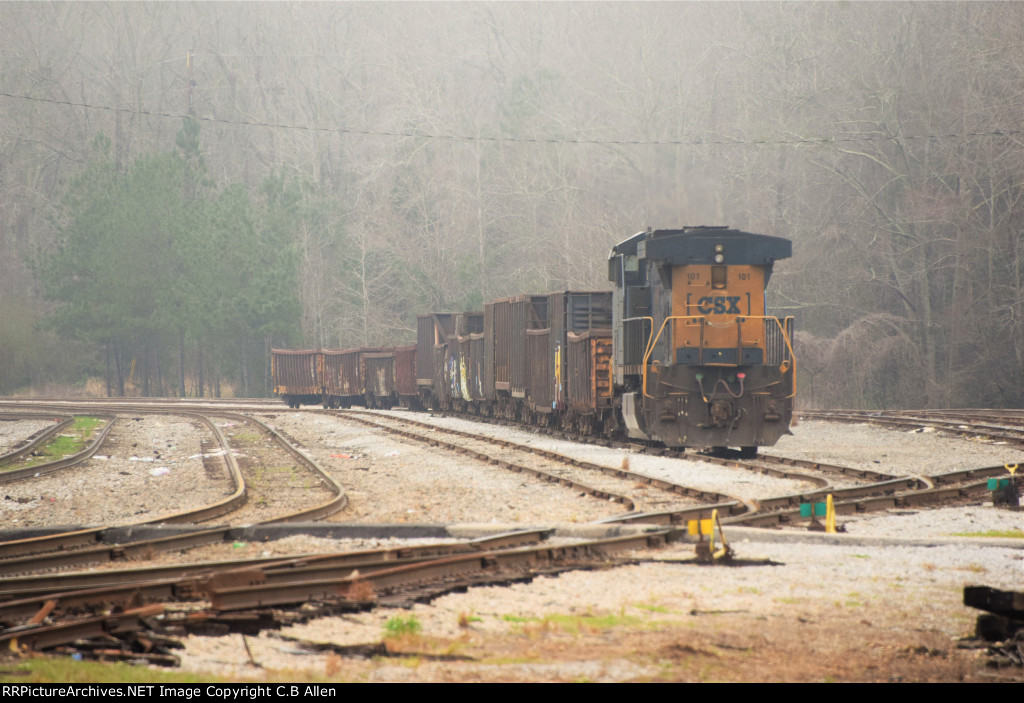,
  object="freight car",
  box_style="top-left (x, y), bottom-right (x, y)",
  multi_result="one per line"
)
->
top-left (272, 346), bottom-right (418, 409)
top-left (270, 349), bottom-right (321, 409)
top-left (272, 226), bottom-right (795, 453)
